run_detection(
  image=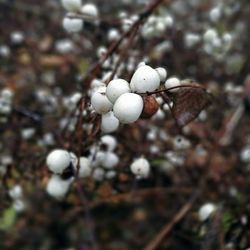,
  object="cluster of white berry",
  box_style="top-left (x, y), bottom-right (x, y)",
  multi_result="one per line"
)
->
top-left (90, 63), bottom-right (183, 133)
top-left (61, 0), bottom-right (99, 33)
top-left (203, 28), bottom-right (233, 59)
top-left (8, 185), bottom-right (26, 213)
top-left (141, 13), bottom-right (174, 39)
top-left (45, 133), bottom-right (154, 199)
top-left (0, 88), bottom-right (13, 123)
top-left (45, 135), bottom-right (119, 199)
